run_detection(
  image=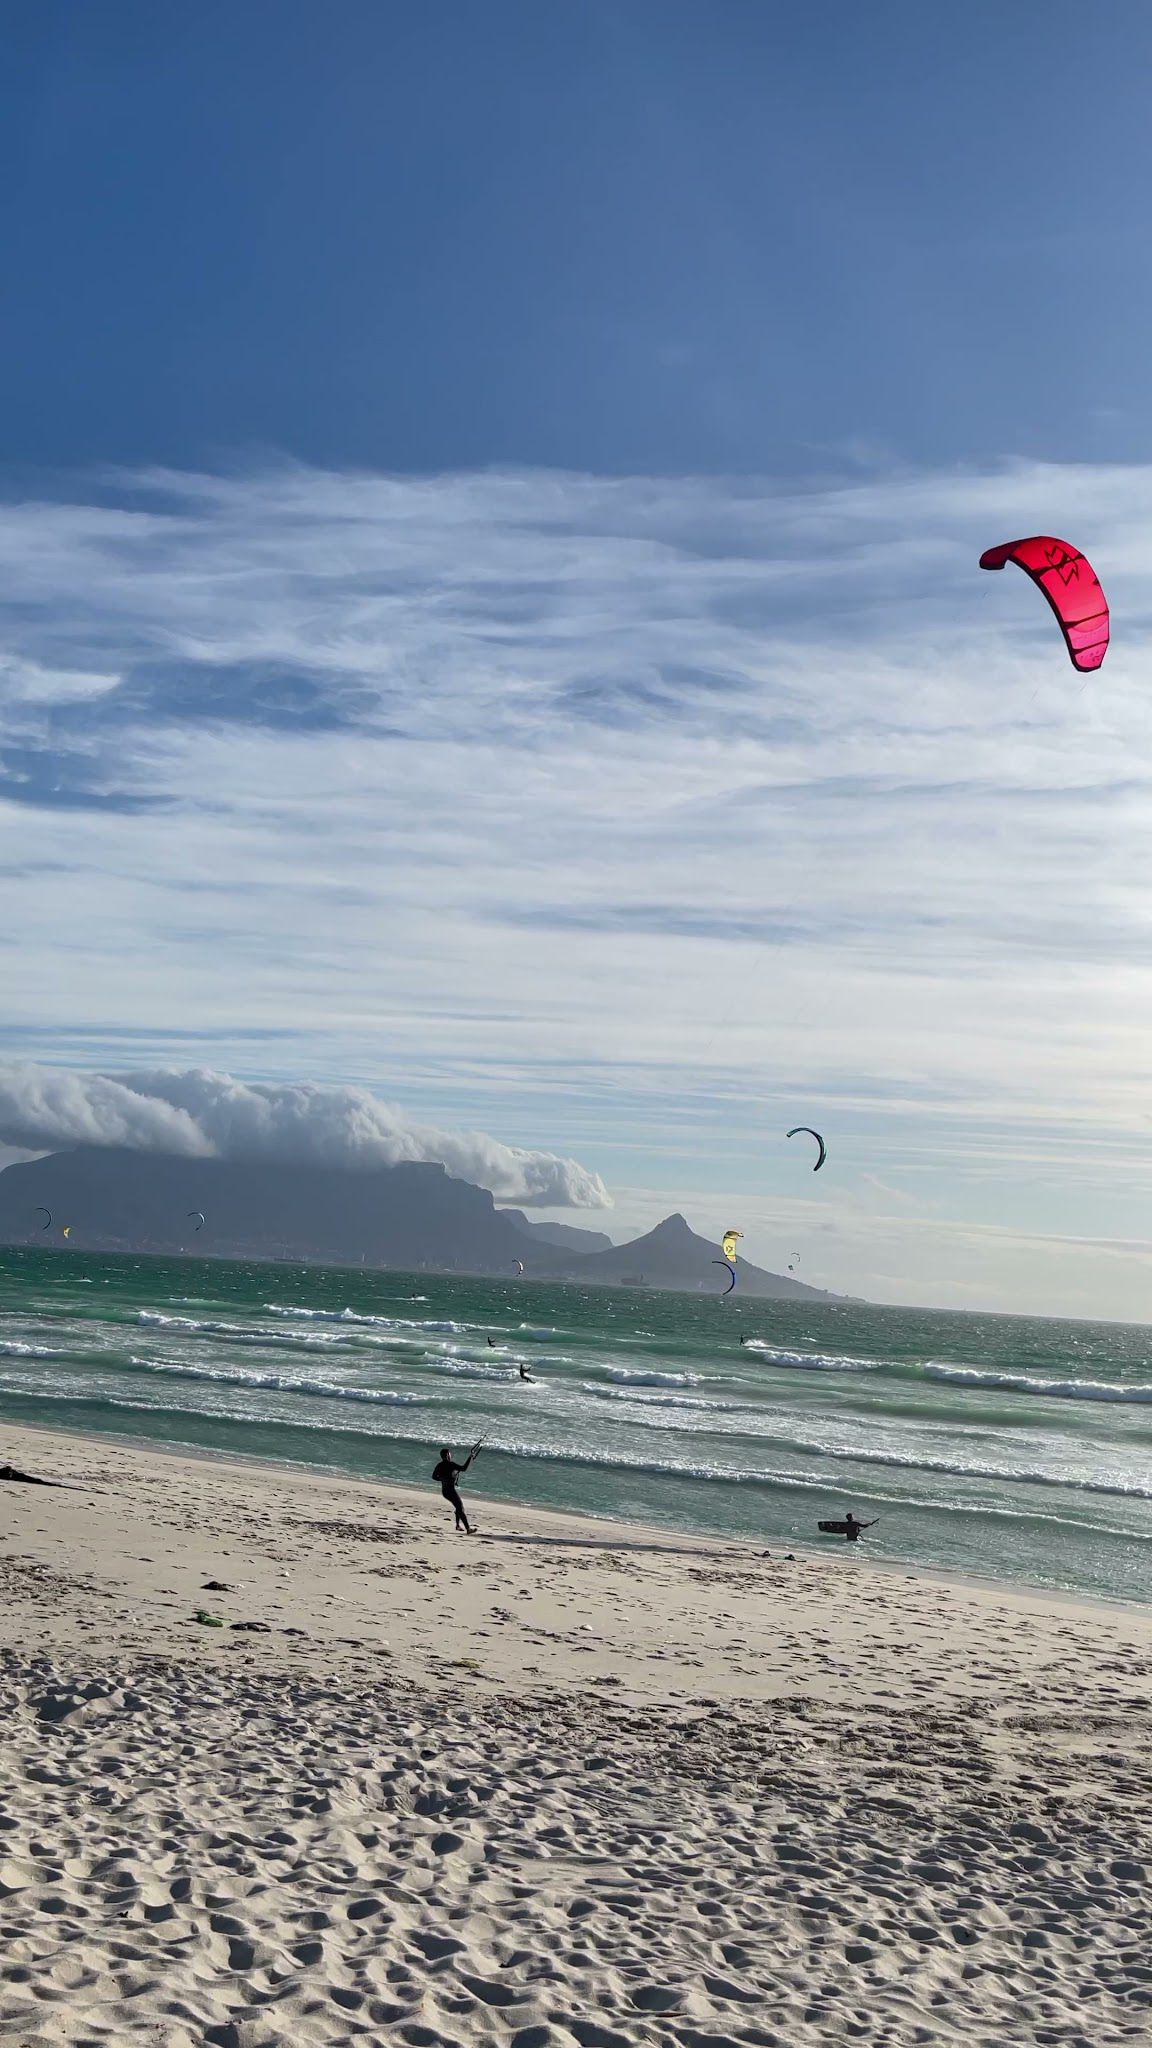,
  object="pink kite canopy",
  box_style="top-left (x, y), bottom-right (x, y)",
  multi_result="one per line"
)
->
top-left (979, 536), bottom-right (1108, 672)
